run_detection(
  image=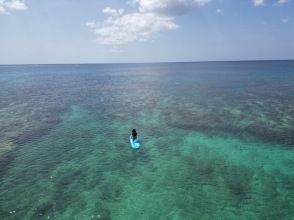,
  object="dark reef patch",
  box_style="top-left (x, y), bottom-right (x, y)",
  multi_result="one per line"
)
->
top-left (33, 202), bottom-right (54, 218)
top-left (0, 151), bottom-right (16, 178)
top-left (220, 165), bottom-right (252, 203)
